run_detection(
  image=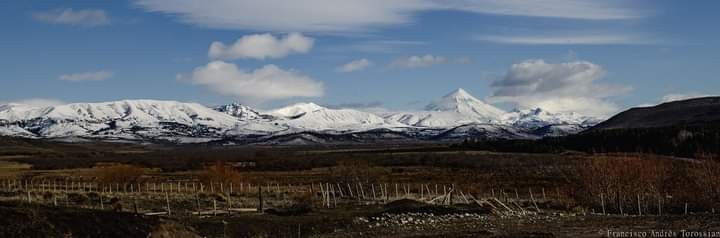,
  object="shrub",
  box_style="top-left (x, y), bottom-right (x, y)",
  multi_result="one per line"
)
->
top-left (201, 161), bottom-right (243, 185)
top-left (91, 164), bottom-right (146, 185)
top-left (576, 155), bottom-right (720, 214)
